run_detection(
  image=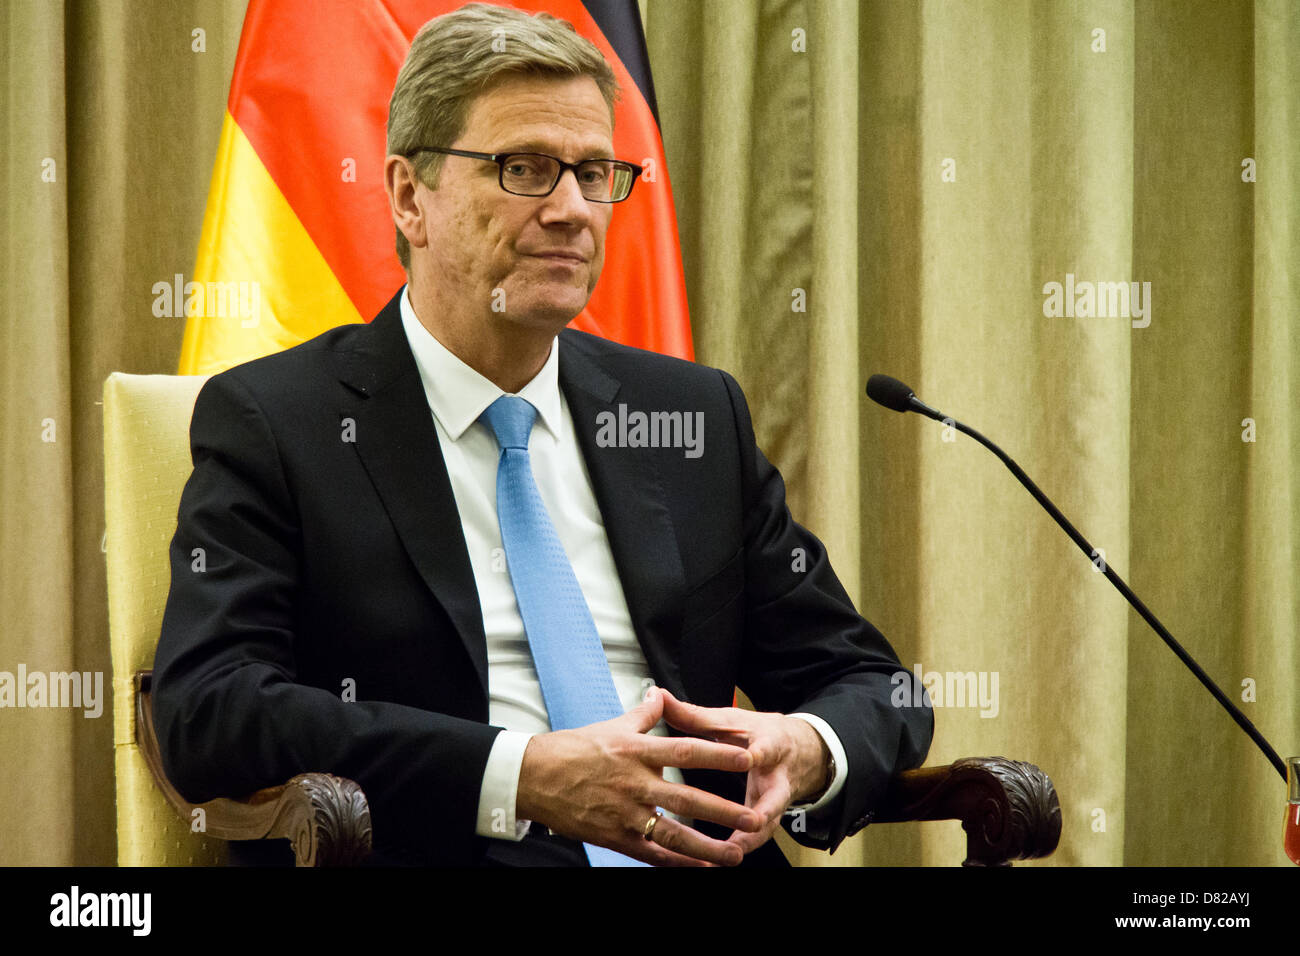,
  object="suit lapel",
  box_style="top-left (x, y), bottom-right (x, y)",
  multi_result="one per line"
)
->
top-left (334, 292), bottom-right (489, 700)
top-left (559, 335), bottom-right (688, 695)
